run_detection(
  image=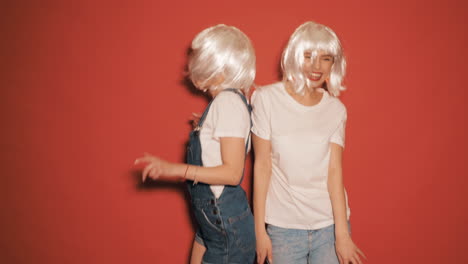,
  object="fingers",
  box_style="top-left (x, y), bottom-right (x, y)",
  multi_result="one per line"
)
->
top-left (257, 250), bottom-right (265, 264)
top-left (338, 254), bottom-right (344, 264)
top-left (190, 113), bottom-right (201, 123)
top-left (257, 246), bottom-right (273, 264)
top-left (267, 248), bottom-right (273, 263)
top-left (134, 153), bottom-right (155, 165)
top-left (349, 255), bottom-right (358, 264)
top-left (149, 167), bottom-right (157, 178)
top-left (354, 254), bottom-right (363, 264)
top-left (134, 157), bottom-right (145, 165)
top-left (340, 251), bottom-right (364, 264)
top-left (142, 163), bottom-right (154, 182)
top-left (190, 112), bottom-right (201, 128)
top-left (341, 253), bottom-right (363, 264)
top-left (357, 248), bottom-right (366, 259)
top-left (134, 153), bottom-right (162, 182)
top-left (142, 164), bottom-right (162, 182)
